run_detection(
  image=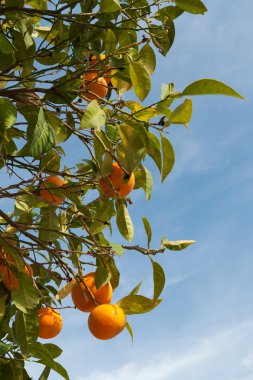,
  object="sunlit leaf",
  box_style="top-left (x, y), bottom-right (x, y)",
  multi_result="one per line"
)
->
top-left (161, 238), bottom-right (196, 251)
top-left (116, 200), bottom-right (134, 242)
top-left (183, 79), bottom-right (245, 99)
top-left (150, 258), bottom-right (165, 300)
